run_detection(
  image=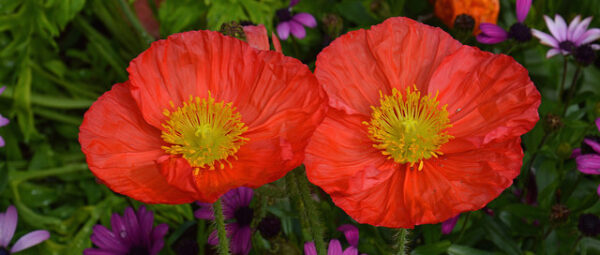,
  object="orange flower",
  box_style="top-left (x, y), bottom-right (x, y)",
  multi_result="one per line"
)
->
top-left (304, 17), bottom-right (540, 228)
top-left (434, 0), bottom-right (500, 34)
top-left (79, 30), bottom-right (327, 203)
